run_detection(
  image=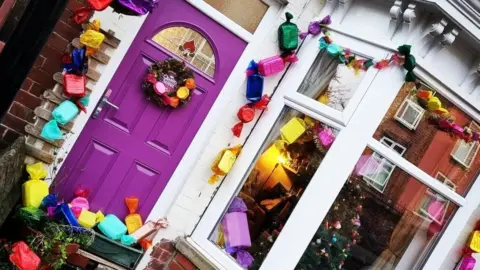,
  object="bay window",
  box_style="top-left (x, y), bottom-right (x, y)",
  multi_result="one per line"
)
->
top-left (190, 29), bottom-right (480, 270)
